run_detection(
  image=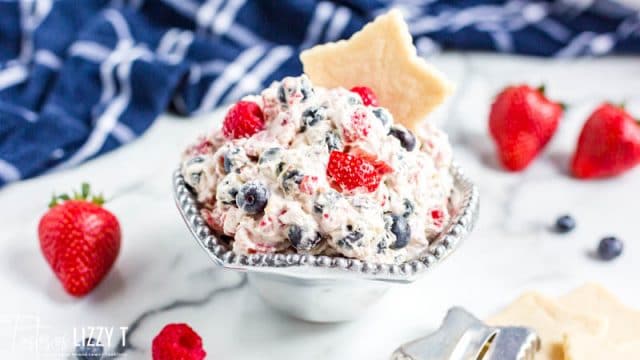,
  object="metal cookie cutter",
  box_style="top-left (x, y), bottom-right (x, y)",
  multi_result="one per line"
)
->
top-left (392, 307), bottom-right (540, 360)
